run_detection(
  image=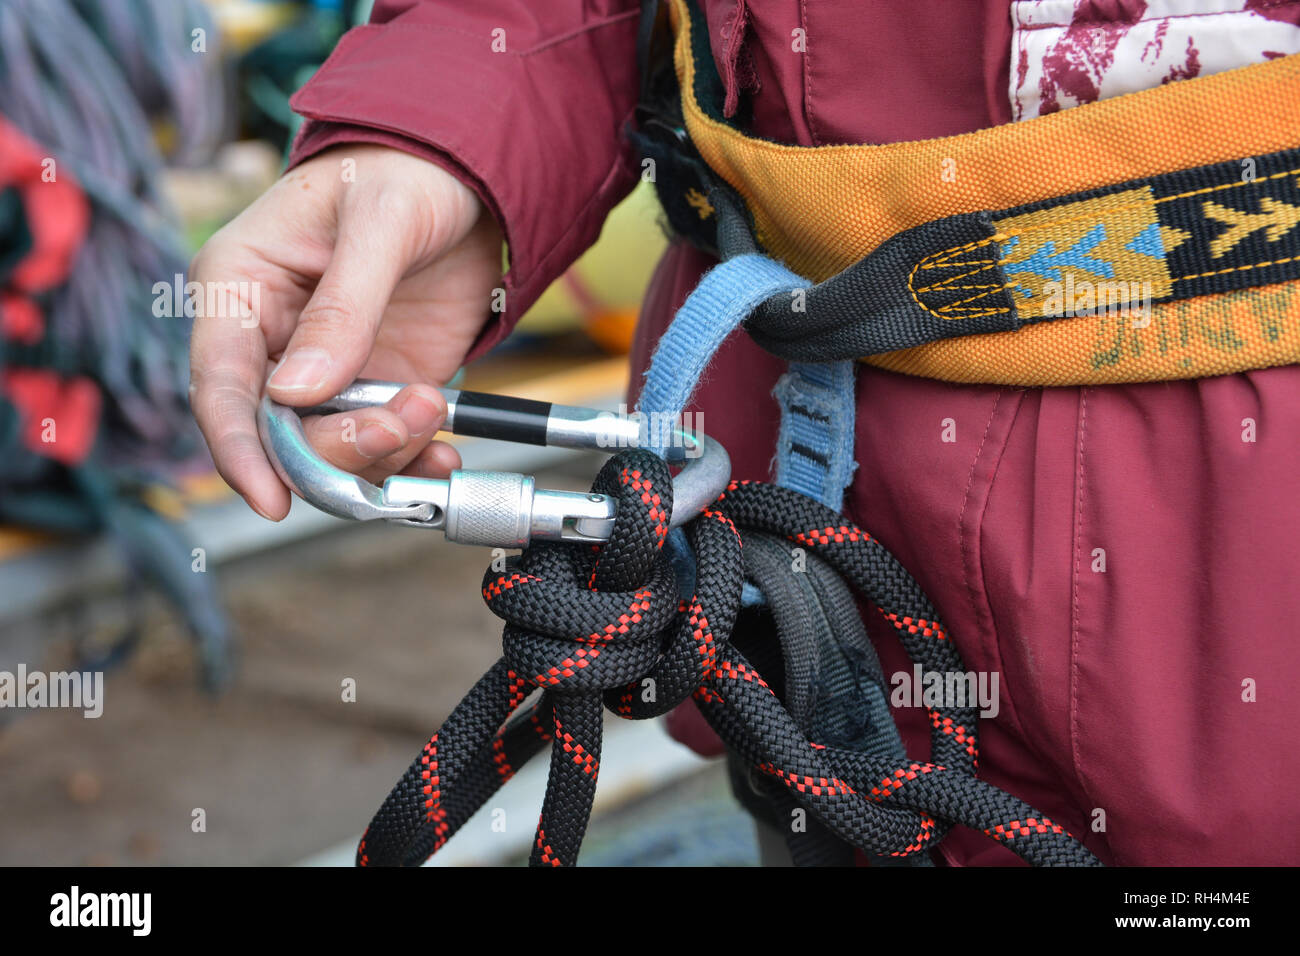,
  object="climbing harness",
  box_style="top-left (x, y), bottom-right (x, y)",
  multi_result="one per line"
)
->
top-left (636, 0), bottom-right (1300, 387)
top-left (264, 384), bottom-right (1100, 867)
